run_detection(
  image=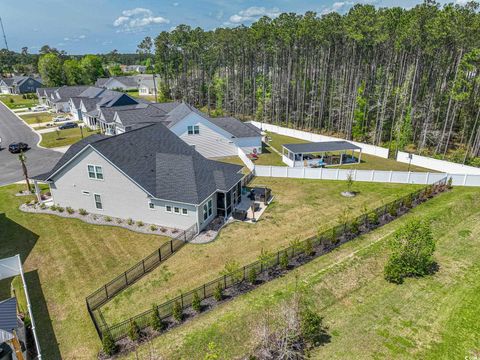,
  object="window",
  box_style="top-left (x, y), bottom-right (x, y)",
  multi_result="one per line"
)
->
top-left (149, 202), bottom-right (155, 209)
top-left (174, 207), bottom-right (180, 214)
top-left (88, 165), bottom-right (103, 180)
top-left (94, 194), bottom-right (103, 210)
top-left (182, 208), bottom-right (188, 216)
top-left (165, 205), bottom-right (172, 213)
top-left (203, 199), bottom-right (213, 220)
top-left (82, 190), bottom-right (90, 196)
top-left (187, 125), bottom-right (200, 135)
